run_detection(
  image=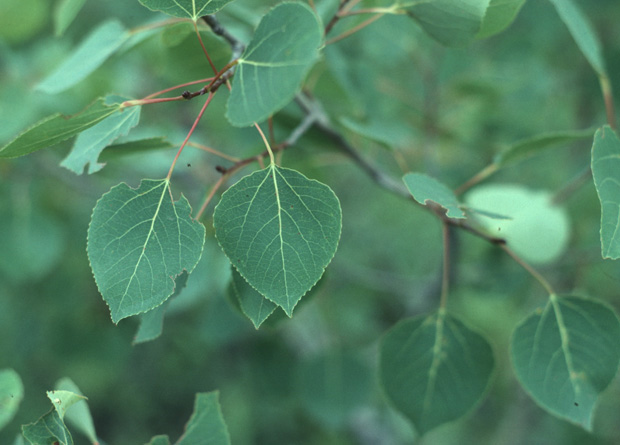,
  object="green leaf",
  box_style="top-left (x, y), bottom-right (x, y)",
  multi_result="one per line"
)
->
top-left (403, 172), bottom-right (465, 219)
top-left (476, 0), bottom-right (525, 39)
top-left (133, 271), bottom-right (188, 344)
top-left (138, 0), bottom-right (235, 21)
top-left (230, 267), bottom-right (276, 329)
top-left (22, 410), bottom-right (73, 445)
top-left (36, 20), bottom-right (129, 94)
top-left (511, 295), bottom-right (620, 430)
top-left (99, 137), bottom-right (175, 161)
top-left (0, 369), bottom-right (24, 431)
top-left (226, 3), bottom-right (322, 127)
top-left (591, 126), bottom-right (620, 259)
top-left (54, 378), bottom-right (97, 443)
top-left (60, 97), bottom-right (141, 175)
top-left (46, 390), bottom-right (86, 420)
top-left (87, 179), bottom-right (205, 323)
top-left (465, 184), bottom-right (570, 264)
top-left (177, 392), bottom-right (231, 445)
top-left (297, 351), bottom-right (373, 429)
top-left (53, 0), bottom-right (87, 36)
top-left (0, 98), bottom-right (121, 159)
top-left (494, 128), bottom-right (595, 167)
top-left (214, 165), bottom-right (341, 316)
top-left (401, 0), bottom-right (490, 47)
top-left (548, 0), bottom-right (606, 76)
top-left (145, 435), bottom-right (171, 445)
top-left (380, 310), bottom-right (494, 435)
